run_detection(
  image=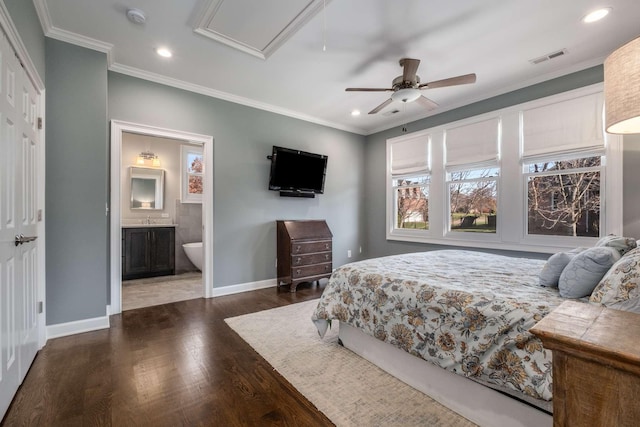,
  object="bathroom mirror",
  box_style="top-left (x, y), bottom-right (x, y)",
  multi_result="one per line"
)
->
top-left (130, 167), bottom-right (164, 210)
